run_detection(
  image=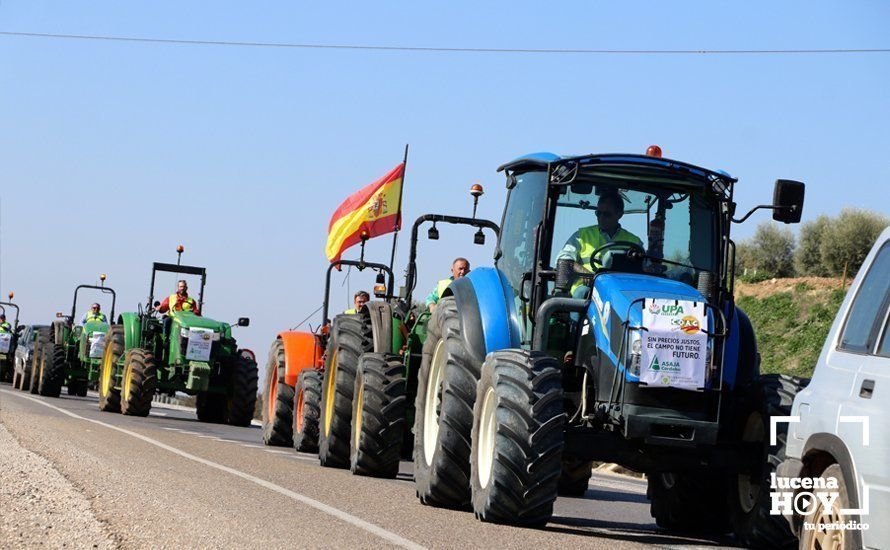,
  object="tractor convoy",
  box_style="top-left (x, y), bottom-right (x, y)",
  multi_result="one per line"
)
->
top-left (7, 146), bottom-right (822, 547)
